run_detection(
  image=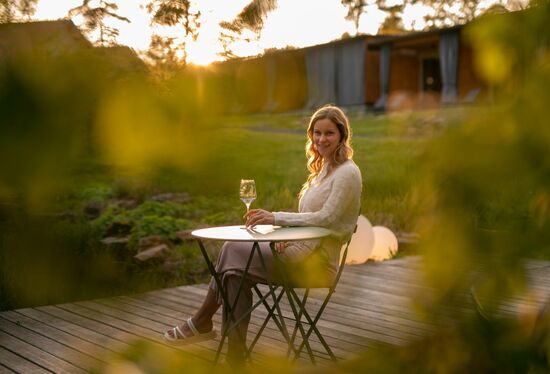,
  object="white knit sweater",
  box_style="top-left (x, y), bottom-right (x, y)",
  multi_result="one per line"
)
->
top-left (273, 159), bottom-right (362, 275)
